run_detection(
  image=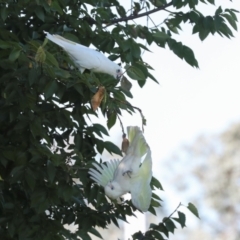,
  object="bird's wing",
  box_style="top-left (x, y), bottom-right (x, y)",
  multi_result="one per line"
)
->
top-left (127, 126), bottom-right (148, 158)
top-left (88, 159), bottom-right (120, 187)
top-left (131, 181), bottom-right (152, 212)
top-left (115, 126), bottom-right (149, 177)
top-left (44, 31), bottom-right (101, 71)
top-left (44, 31), bottom-right (121, 77)
top-left (130, 149), bottom-right (152, 212)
